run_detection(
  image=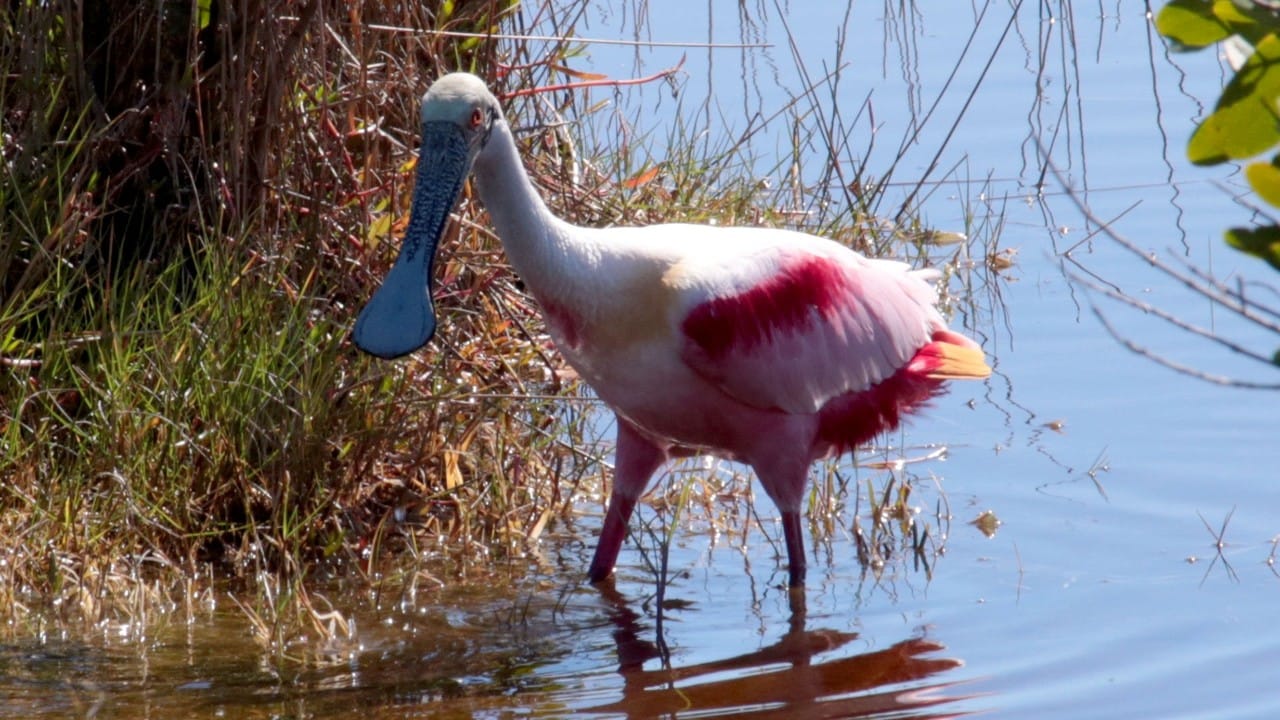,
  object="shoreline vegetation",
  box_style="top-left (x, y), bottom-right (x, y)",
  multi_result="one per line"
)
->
top-left (1, 1), bottom-right (995, 661)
